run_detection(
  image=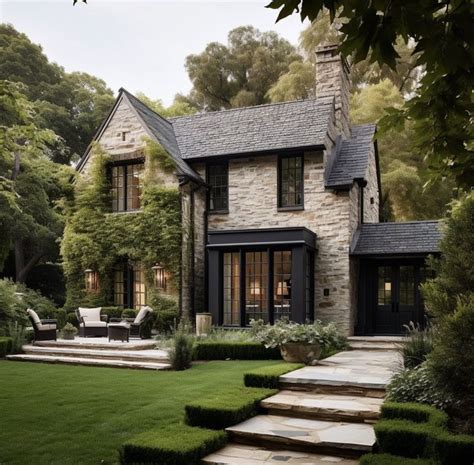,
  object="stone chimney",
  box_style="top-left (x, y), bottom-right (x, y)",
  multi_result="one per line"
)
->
top-left (315, 44), bottom-right (351, 138)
